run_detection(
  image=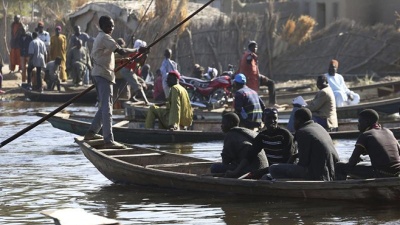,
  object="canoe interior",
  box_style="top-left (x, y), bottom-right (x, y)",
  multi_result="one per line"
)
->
top-left (87, 139), bottom-right (212, 175)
